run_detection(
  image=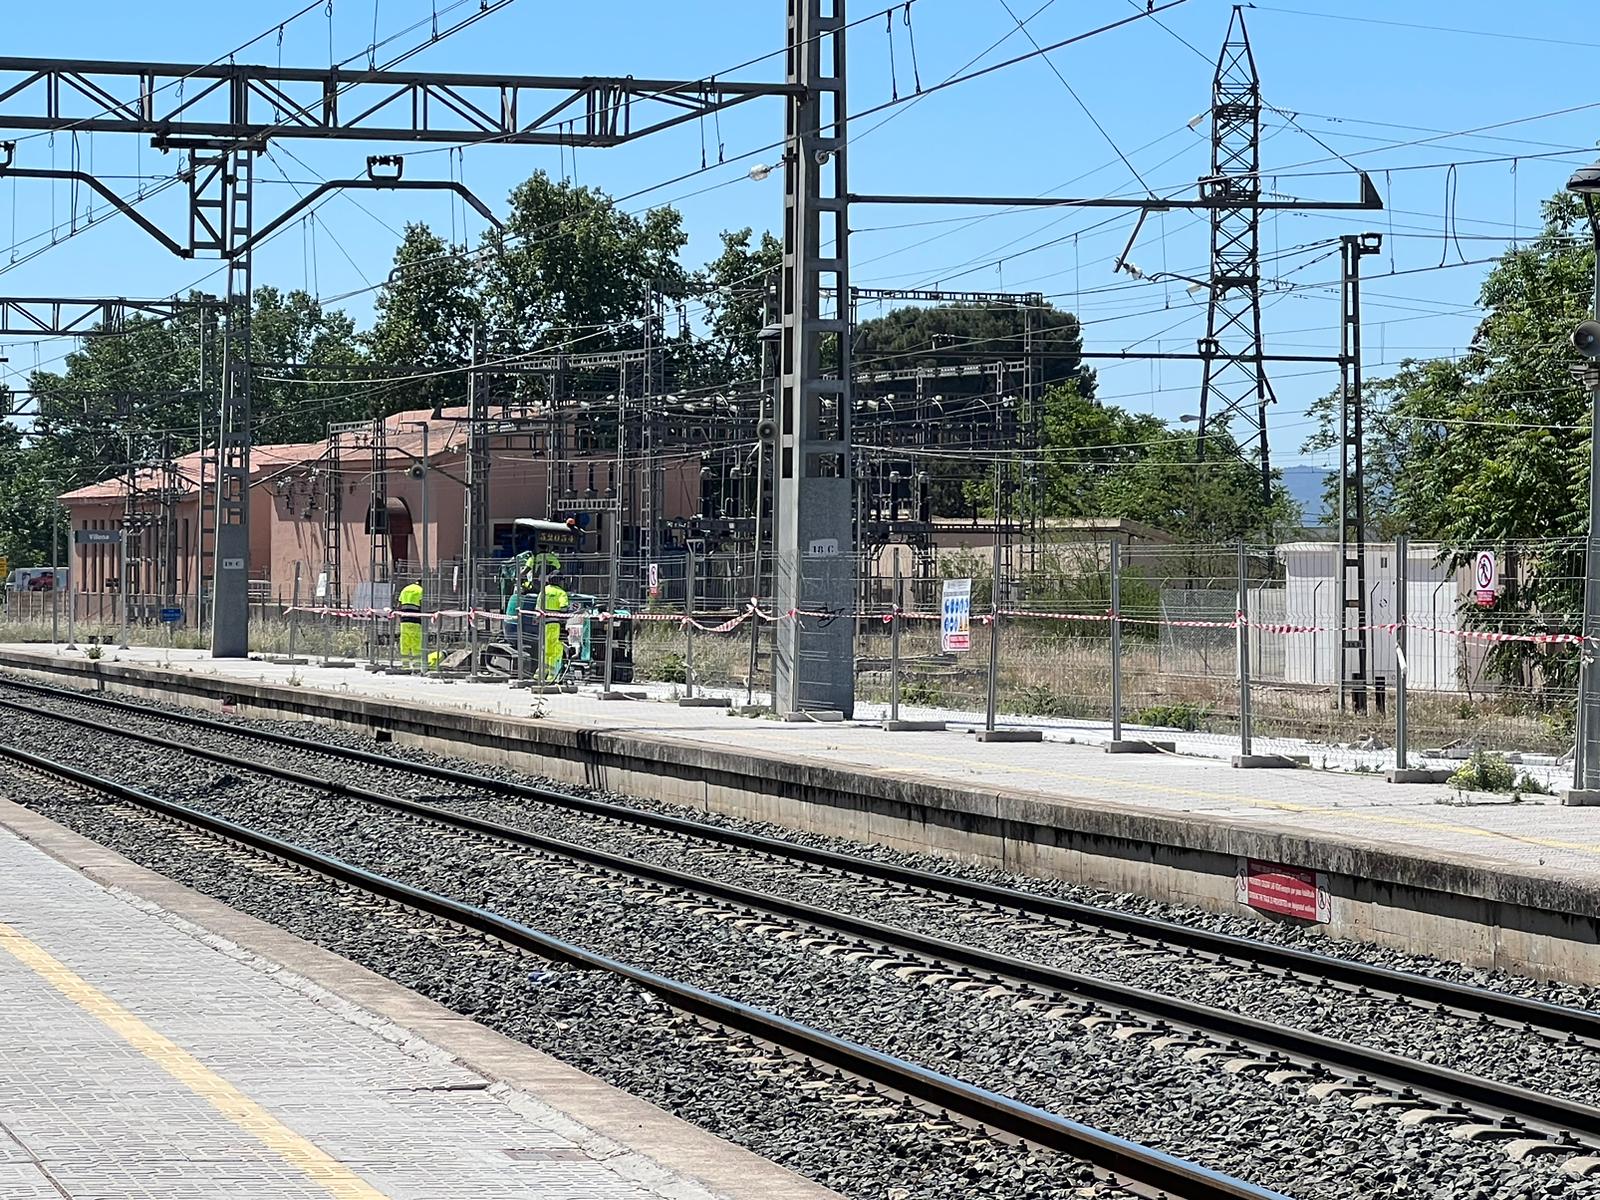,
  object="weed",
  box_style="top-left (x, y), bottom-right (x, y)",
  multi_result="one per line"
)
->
top-left (1015, 684), bottom-right (1070, 718)
top-left (1131, 701), bottom-right (1207, 732)
top-left (899, 677), bottom-right (949, 708)
top-left (1514, 772), bottom-right (1552, 797)
top-left (656, 652), bottom-right (688, 684)
top-left (85, 644), bottom-right (103, 661)
top-left (1447, 750), bottom-right (1517, 793)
